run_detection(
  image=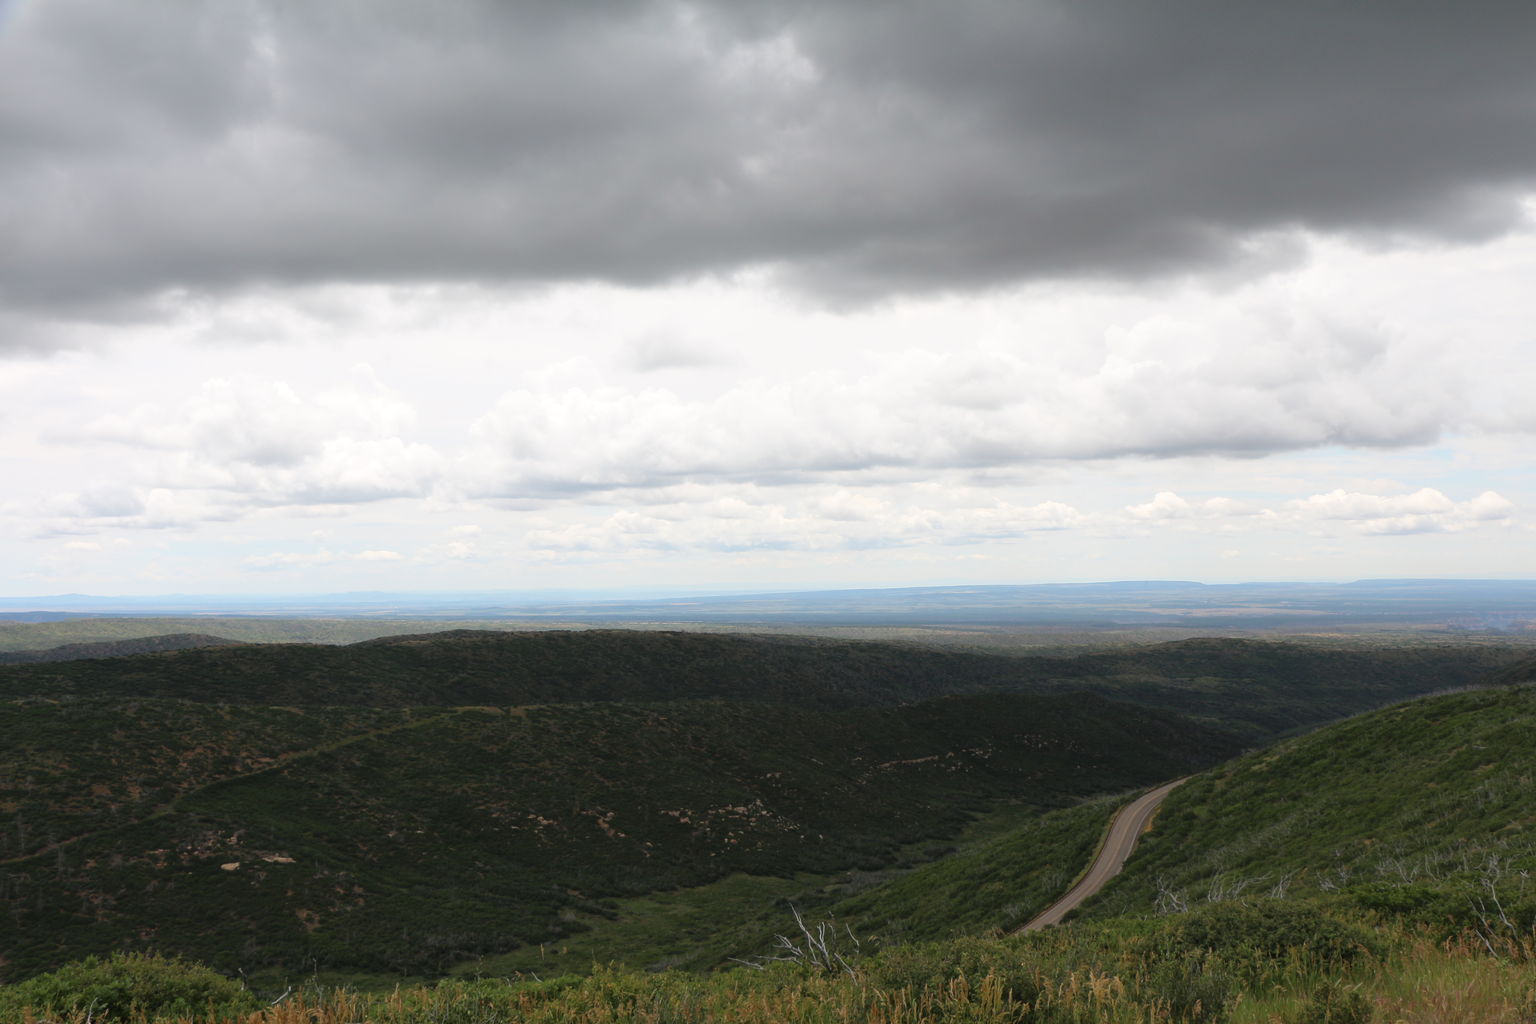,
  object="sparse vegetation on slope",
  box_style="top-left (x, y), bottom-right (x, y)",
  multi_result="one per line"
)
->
top-left (1088, 683), bottom-right (1536, 940)
top-left (830, 793), bottom-right (1125, 943)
